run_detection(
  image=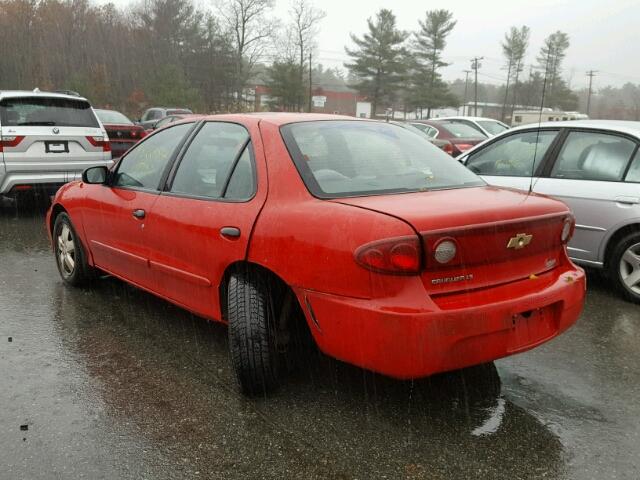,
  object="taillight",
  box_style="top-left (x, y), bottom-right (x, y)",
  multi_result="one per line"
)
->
top-left (455, 143), bottom-right (474, 152)
top-left (86, 135), bottom-right (111, 152)
top-left (442, 141), bottom-right (454, 156)
top-left (0, 135), bottom-right (25, 152)
top-left (561, 215), bottom-right (575, 244)
top-left (354, 236), bottom-right (422, 275)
